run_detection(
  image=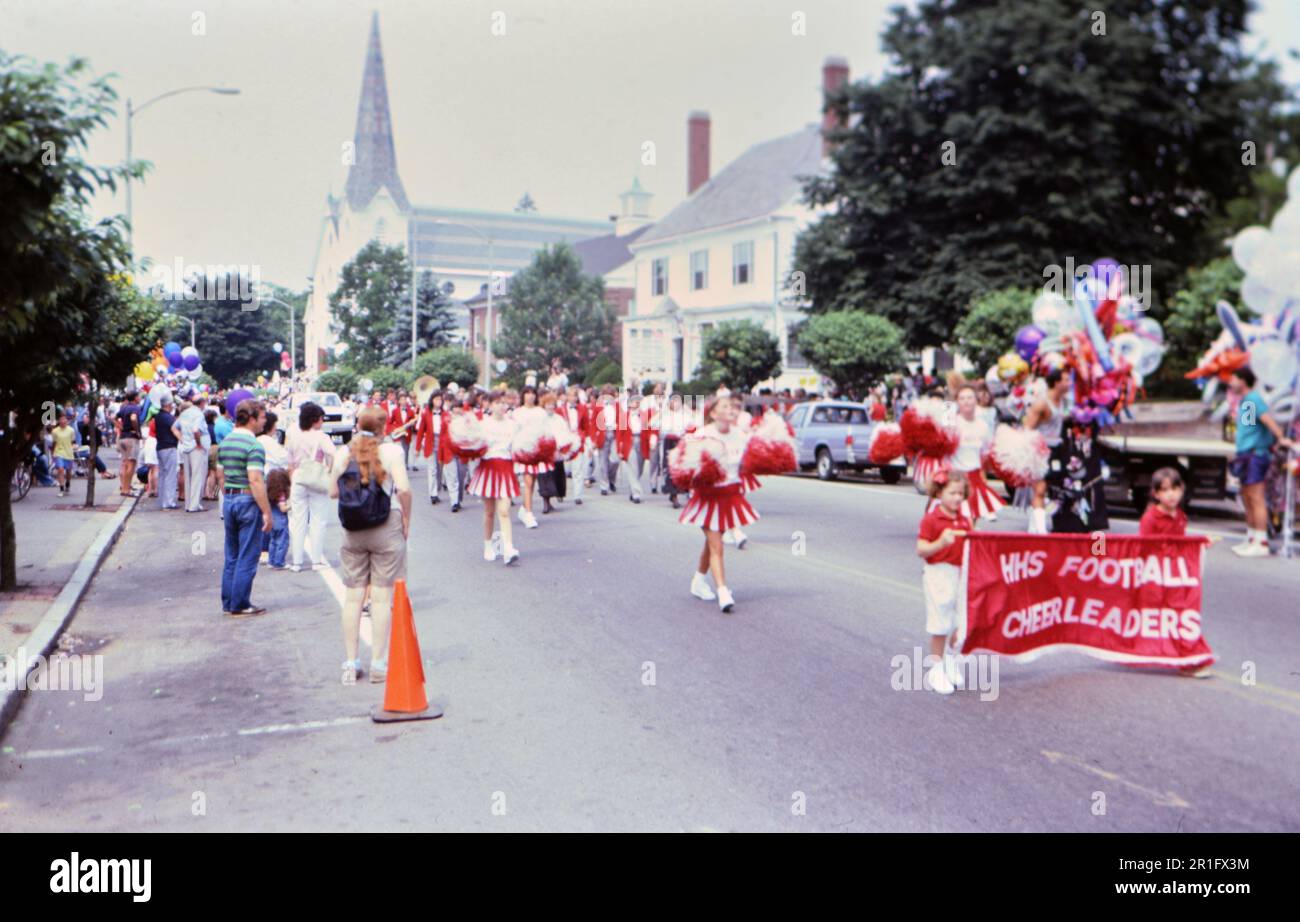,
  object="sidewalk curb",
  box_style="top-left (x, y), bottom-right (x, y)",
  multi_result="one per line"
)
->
top-left (0, 492), bottom-right (139, 738)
